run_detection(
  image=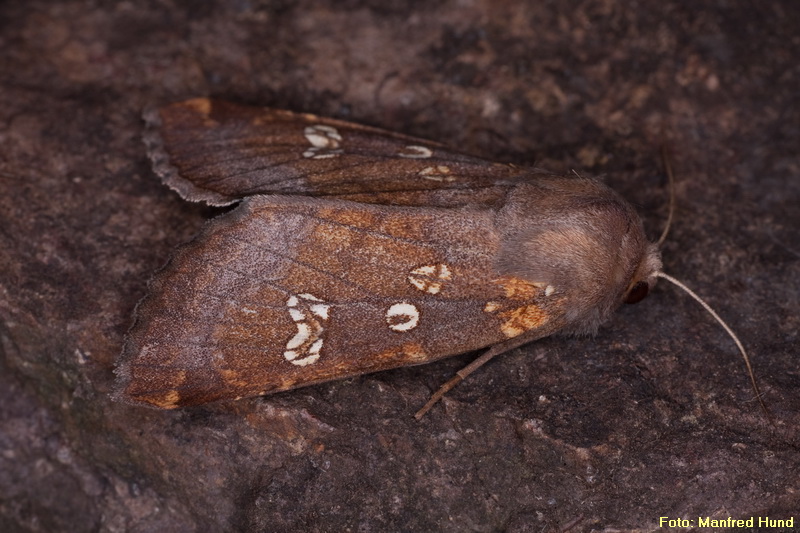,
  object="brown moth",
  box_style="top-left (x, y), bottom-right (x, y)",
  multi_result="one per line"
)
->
top-left (116, 98), bottom-right (748, 417)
